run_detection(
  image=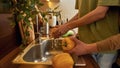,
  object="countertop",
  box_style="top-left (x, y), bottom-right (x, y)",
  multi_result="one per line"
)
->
top-left (74, 55), bottom-right (100, 68)
top-left (18, 54), bottom-right (100, 68)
